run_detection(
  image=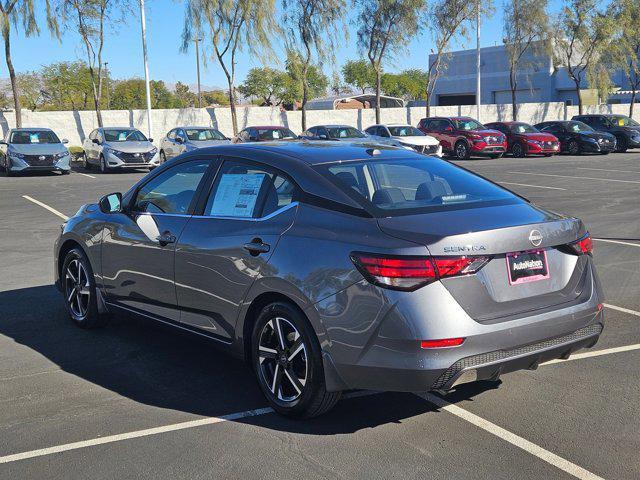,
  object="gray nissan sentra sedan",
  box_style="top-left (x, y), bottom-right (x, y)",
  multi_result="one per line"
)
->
top-left (1, 128), bottom-right (71, 175)
top-left (54, 142), bottom-right (604, 418)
